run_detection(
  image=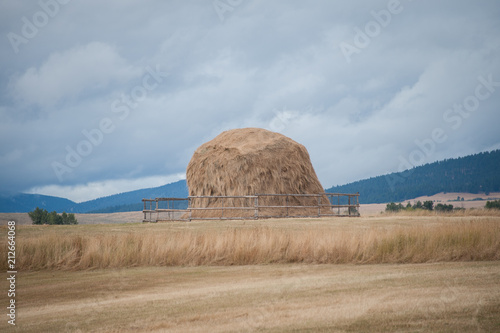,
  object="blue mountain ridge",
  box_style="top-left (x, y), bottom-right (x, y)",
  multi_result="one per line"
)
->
top-left (2, 149), bottom-right (499, 213)
top-left (0, 180), bottom-right (188, 213)
top-left (325, 149), bottom-right (500, 204)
